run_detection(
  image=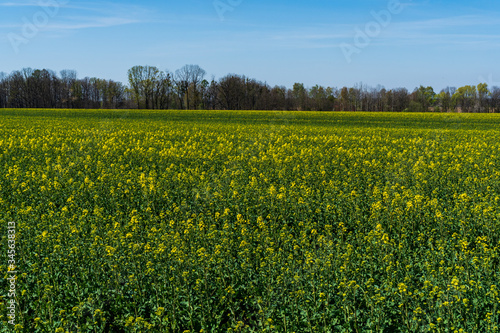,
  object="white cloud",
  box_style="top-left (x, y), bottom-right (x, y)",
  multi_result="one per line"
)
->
top-left (262, 13), bottom-right (500, 51)
top-left (0, 1), bottom-right (149, 32)
top-left (0, 2), bottom-right (39, 6)
top-left (47, 16), bottom-right (139, 30)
